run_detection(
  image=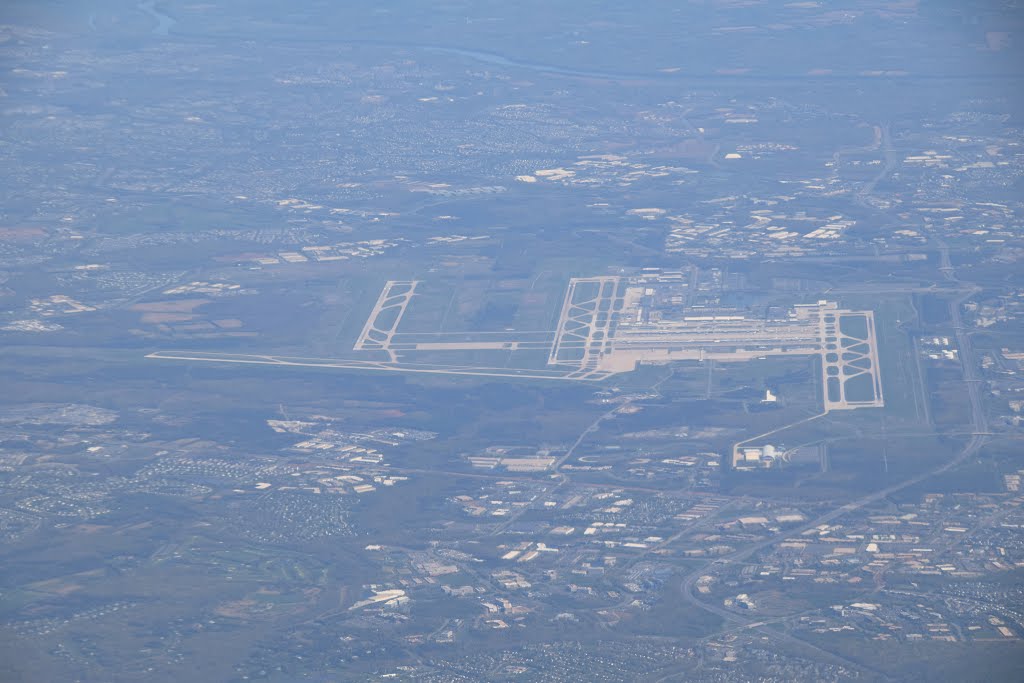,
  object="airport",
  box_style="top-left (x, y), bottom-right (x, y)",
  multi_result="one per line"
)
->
top-left (150, 274), bottom-right (885, 443)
